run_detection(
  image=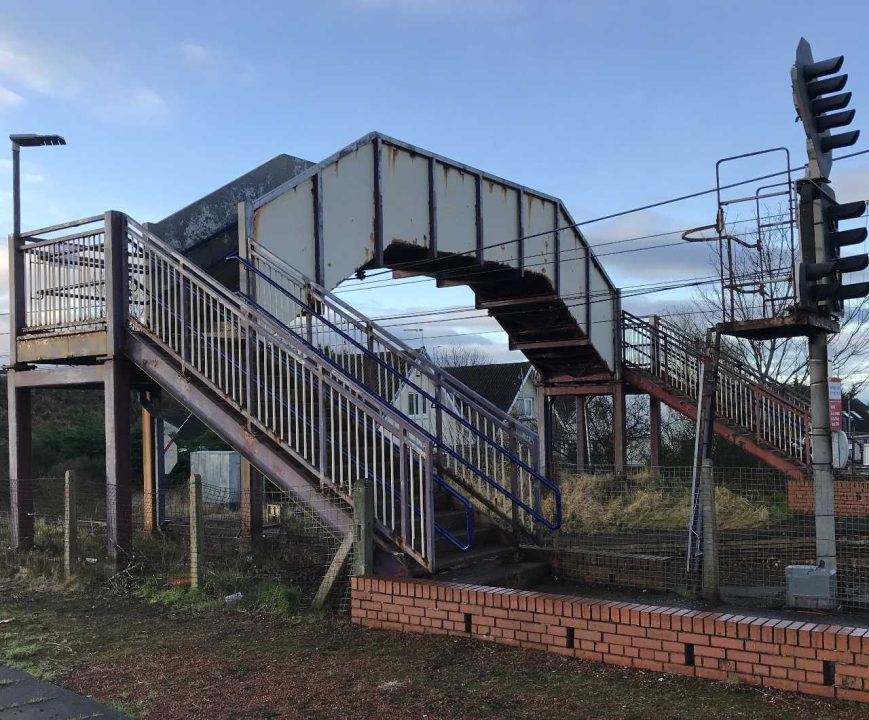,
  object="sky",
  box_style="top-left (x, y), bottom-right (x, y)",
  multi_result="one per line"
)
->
top-left (3, 0), bottom-right (869, 366)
